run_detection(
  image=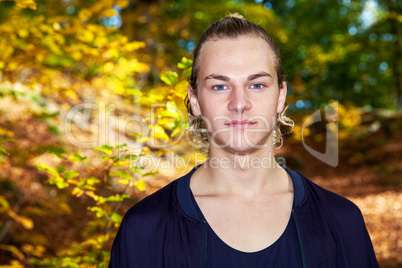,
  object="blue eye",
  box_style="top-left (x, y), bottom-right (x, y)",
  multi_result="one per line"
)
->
top-left (213, 85), bottom-right (227, 91)
top-left (251, 84), bottom-right (264, 89)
